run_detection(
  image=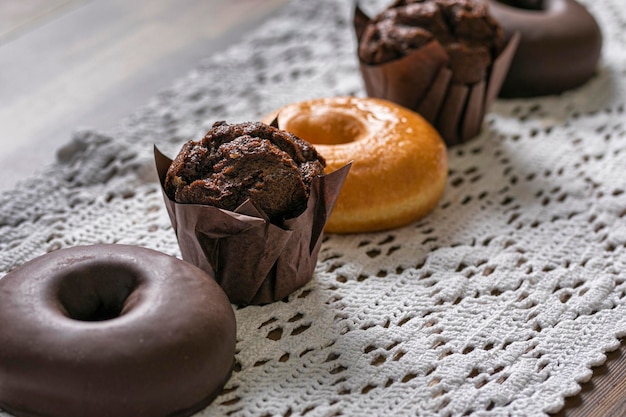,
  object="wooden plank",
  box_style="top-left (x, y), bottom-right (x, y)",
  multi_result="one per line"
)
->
top-left (0, 0), bottom-right (81, 42)
top-left (0, 0), bottom-right (287, 190)
top-left (552, 342), bottom-right (626, 417)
